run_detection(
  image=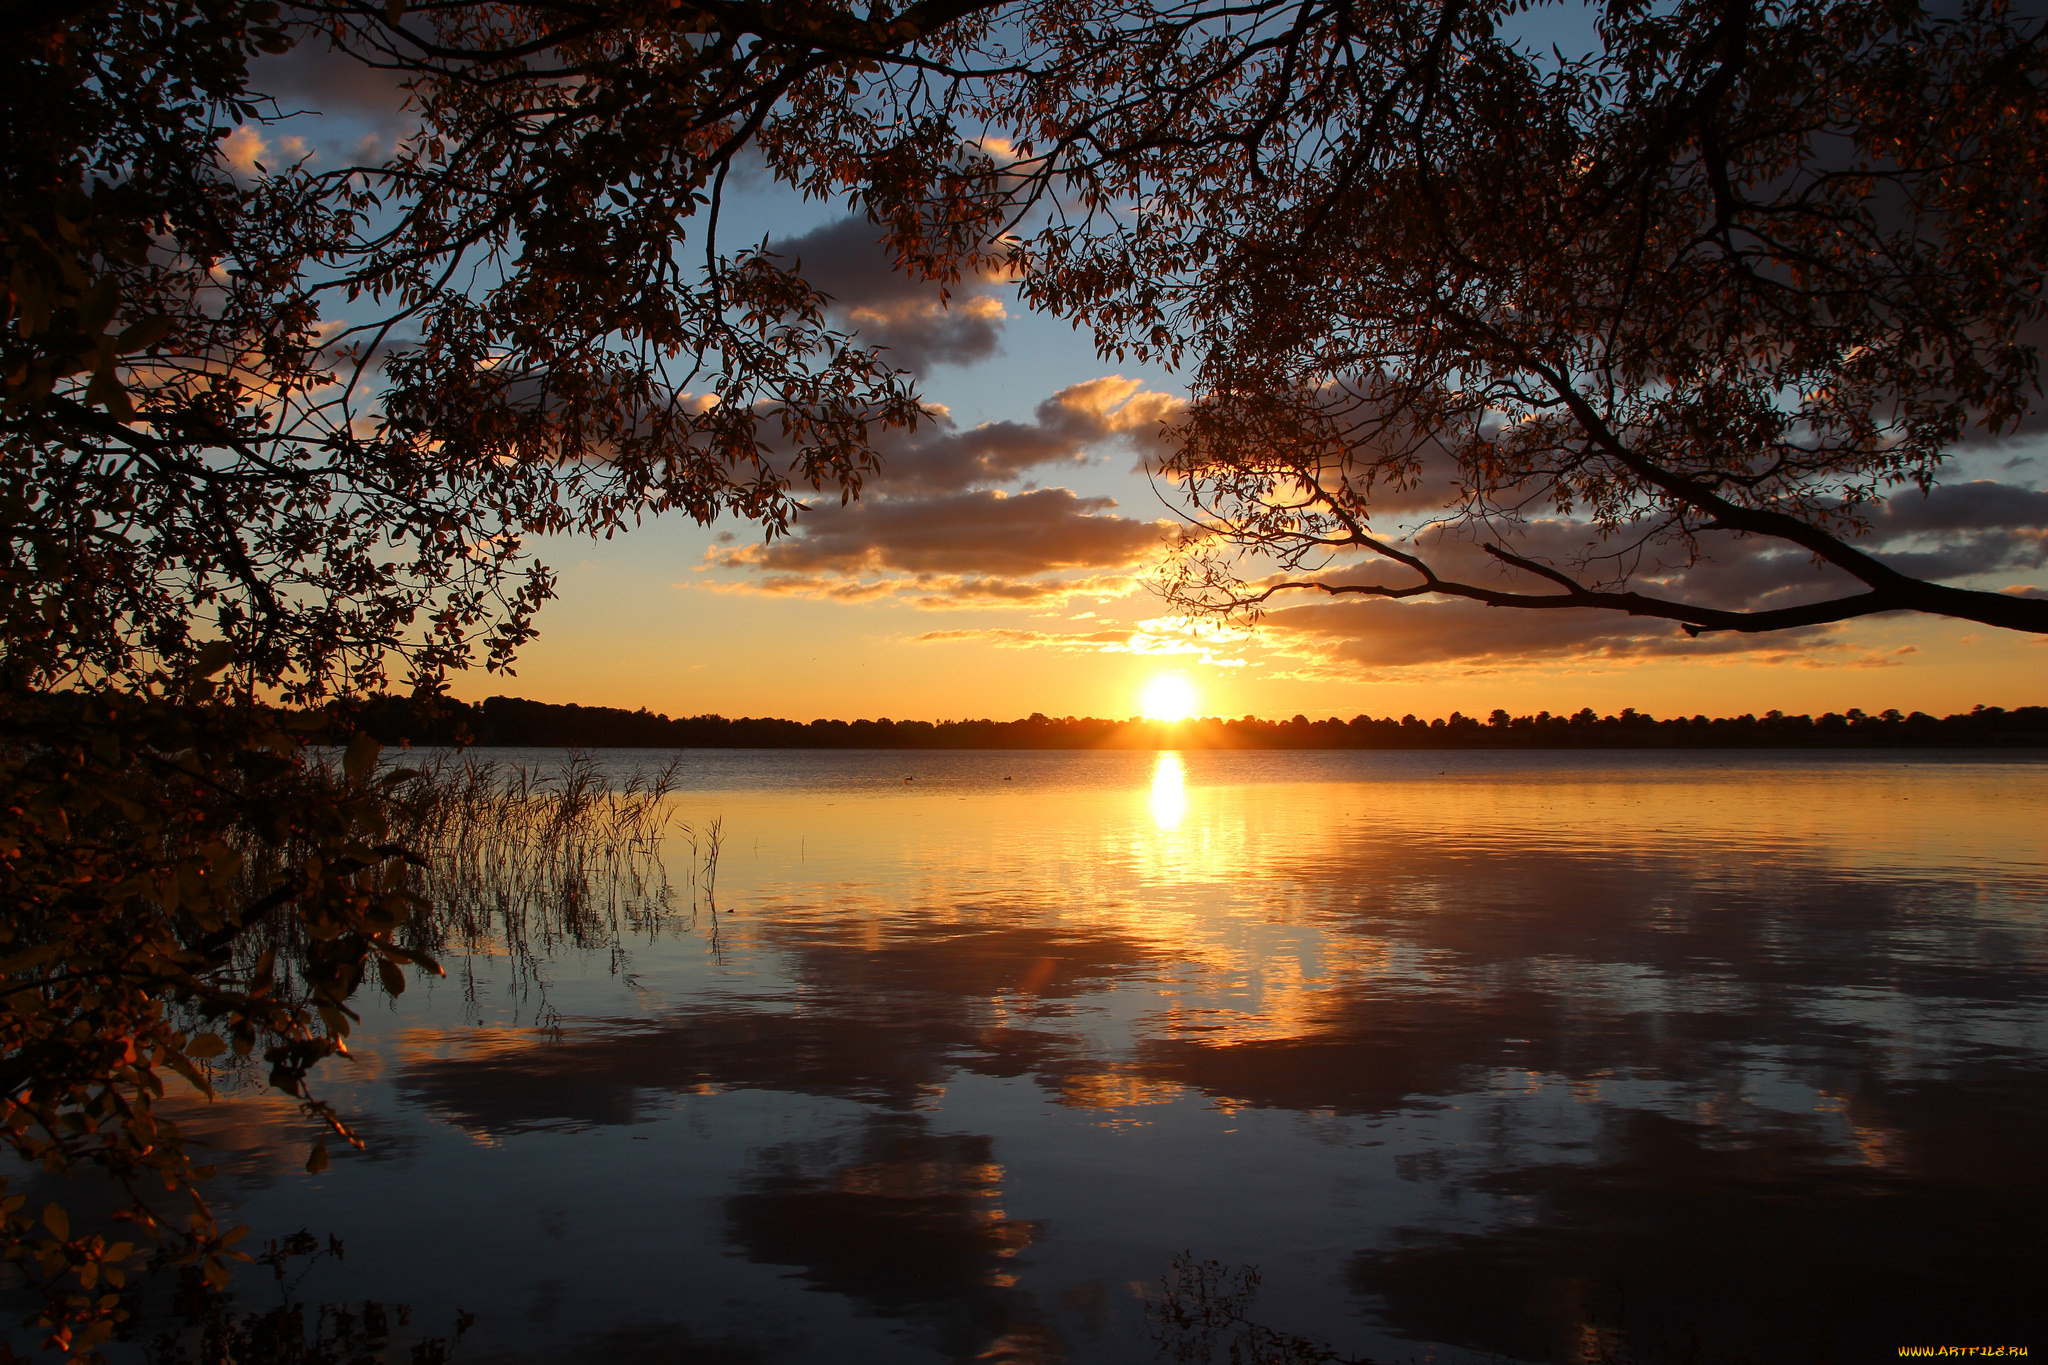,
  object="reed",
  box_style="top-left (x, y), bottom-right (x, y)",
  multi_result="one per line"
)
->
top-left (683, 814), bottom-right (725, 907)
top-left (375, 751), bottom-right (706, 1002)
